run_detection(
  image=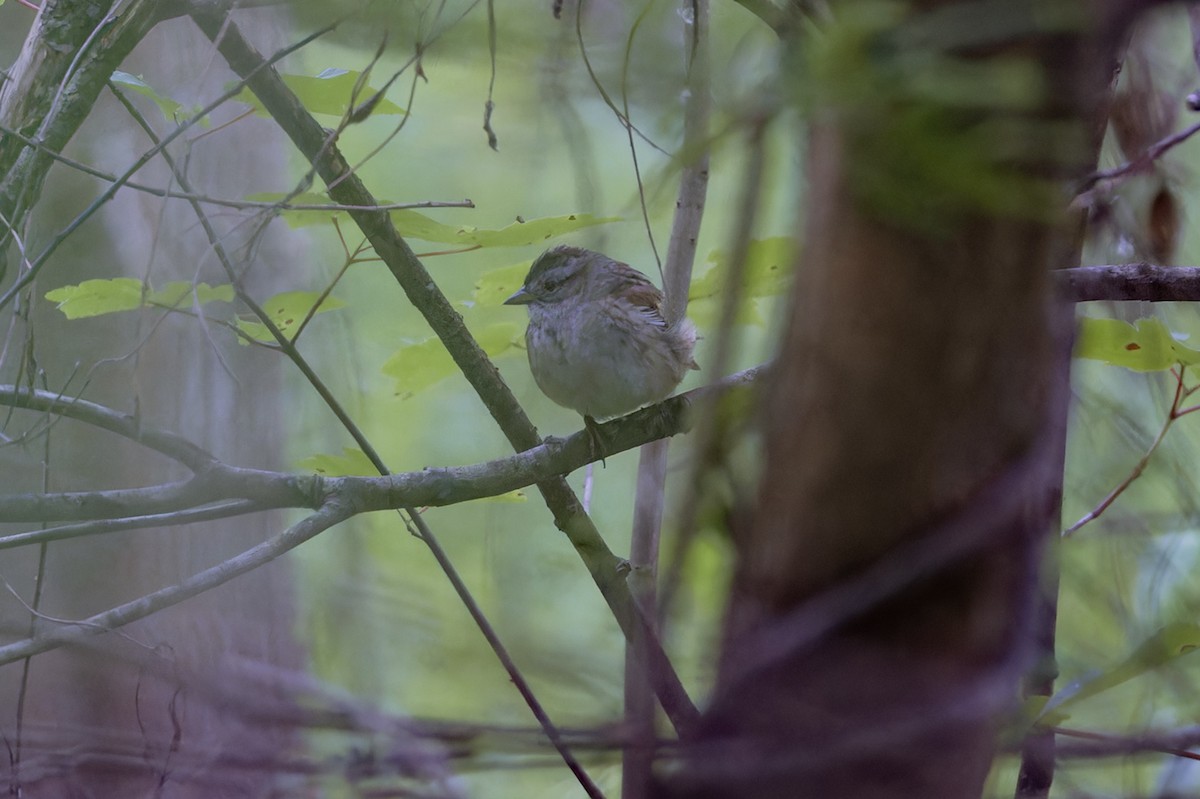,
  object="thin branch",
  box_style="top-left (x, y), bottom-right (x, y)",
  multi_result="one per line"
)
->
top-left (574, 0), bottom-right (670, 158)
top-left (0, 126), bottom-right (473, 214)
top-left (0, 123), bottom-right (471, 210)
top-left (1053, 724), bottom-right (1200, 761)
top-left (1077, 119), bottom-right (1200, 193)
top-left (1063, 366), bottom-right (1193, 536)
top-left (0, 500), bottom-right (265, 551)
top-left (0, 385), bottom-right (215, 470)
top-left (1058, 263), bottom-right (1200, 302)
top-left (406, 511), bottom-right (605, 799)
top-left (0, 468), bottom-right (316, 523)
top-left (0, 500), bottom-right (354, 667)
